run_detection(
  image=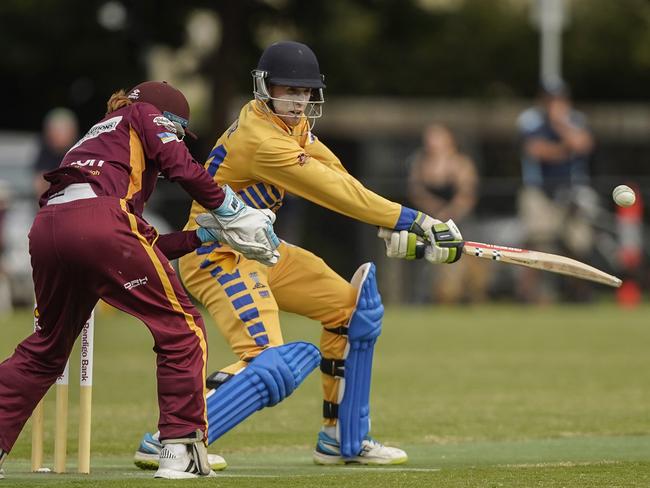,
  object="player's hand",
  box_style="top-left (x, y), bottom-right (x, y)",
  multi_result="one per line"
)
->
top-left (395, 212), bottom-right (465, 264)
top-left (423, 217), bottom-right (464, 264)
top-left (198, 185), bottom-right (280, 266)
top-left (379, 221), bottom-right (463, 264)
top-left (377, 228), bottom-right (425, 260)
